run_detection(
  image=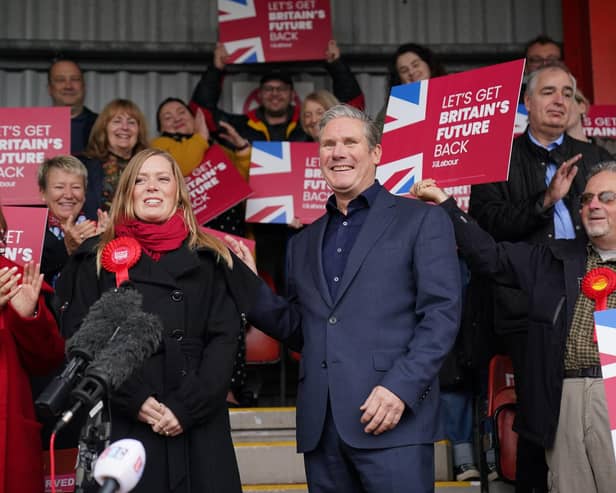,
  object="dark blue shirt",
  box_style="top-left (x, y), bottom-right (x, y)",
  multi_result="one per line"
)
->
top-left (322, 181), bottom-right (381, 299)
